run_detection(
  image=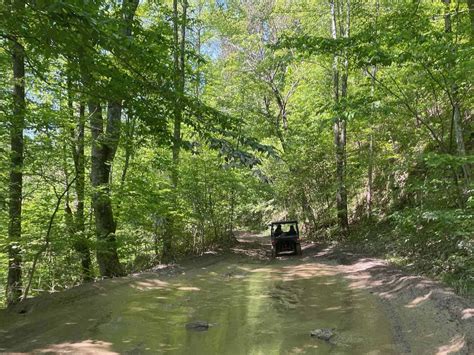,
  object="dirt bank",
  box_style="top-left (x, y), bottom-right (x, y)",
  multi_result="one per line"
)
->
top-left (311, 243), bottom-right (474, 354)
top-left (0, 234), bottom-right (472, 354)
